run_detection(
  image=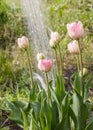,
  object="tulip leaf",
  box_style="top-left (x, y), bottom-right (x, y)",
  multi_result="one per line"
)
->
top-left (31, 101), bottom-right (41, 118)
top-left (55, 93), bottom-right (70, 130)
top-left (50, 87), bottom-right (59, 105)
top-left (73, 73), bottom-right (82, 95)
top-left (5, 100), bottom-right (23, 127)
top-left (51, 102), bottom-right (59, 129)
top-left (40, 99), bottom-right (52, 130)
top-left (84, 77), bottom-right (93, 102)
top-left (69, 106), bottom-right (77, 129)
top-left (85, 122), bottom-right (93, 130)
top-left (21, 109), bottom-right (28, 130)
top-left (55, 75), bottom-right (65, 102)
top-left (71, 92), bottom-right (88, 130)
top-left (5, 100), bottom-right (30, 128)
top-left (12, 100), bottom-right (29, 110)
